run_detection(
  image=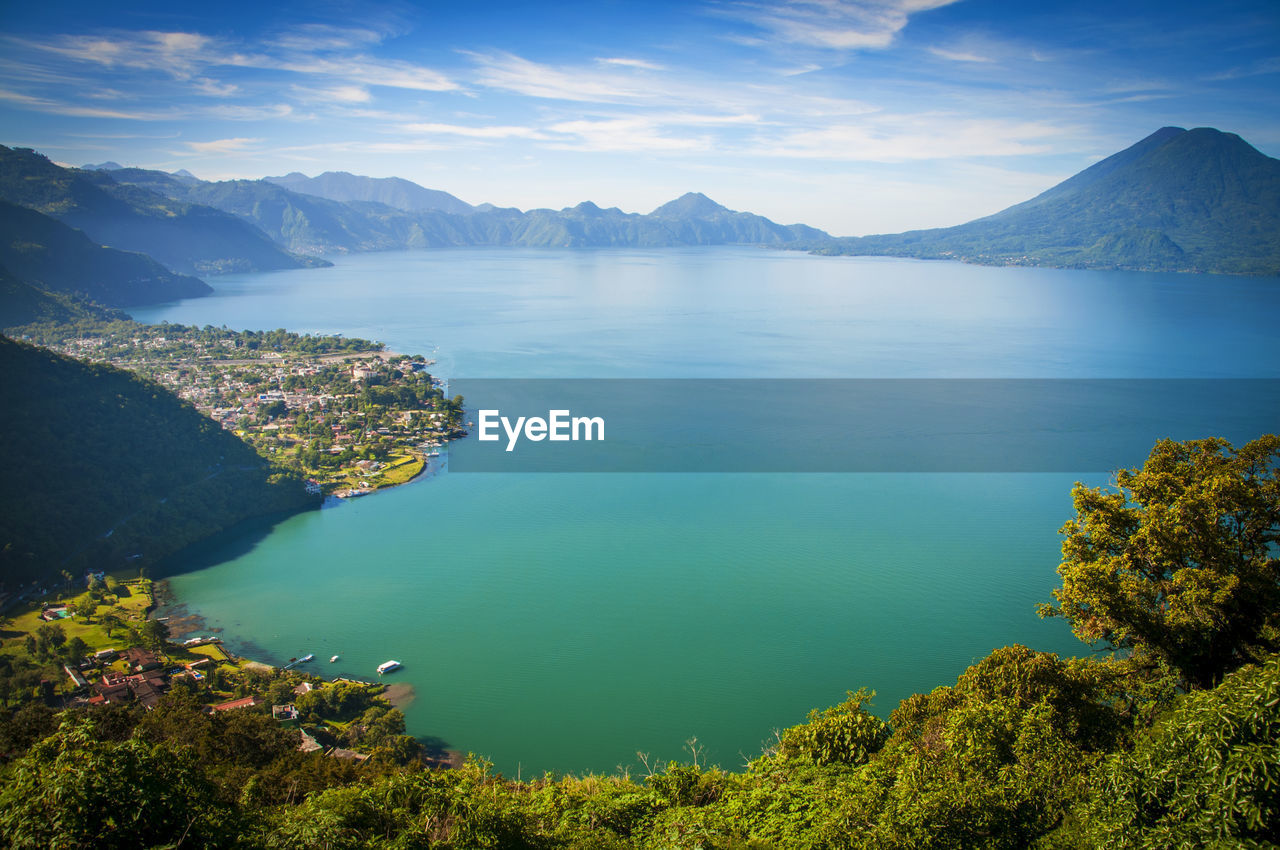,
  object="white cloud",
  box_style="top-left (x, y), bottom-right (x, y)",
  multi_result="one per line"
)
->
top-left (928, 46), bottom-right (994, 63)
top-left (193, 77), bottom-right (240, 97)
top-left (749, 116), bottom-right (1063, 161)
top-left (292, 84), bottom-right (373, 104)
top-left (596, 57), bottom-right (666, 71)
top-left (204, 103), bottom-right (295, 120)
top-left (467, 51), bottom-right (662, 103)
top-left (269, 55), bottom-right (458, 92)
top-left (722, 0), bottom-right (962, 51)
top-left (270, 24), bottom-right (387, 53)
top-left (184, 137), bottom-right (262, 154)
top-left (8, 29), bottom-right (459, 95)
top-left (401, 122), bottom-right (547, 139)
top-left (0, 87), bottom-right (166, 119)
top-left (548, 117), bottom-right (712, 152)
